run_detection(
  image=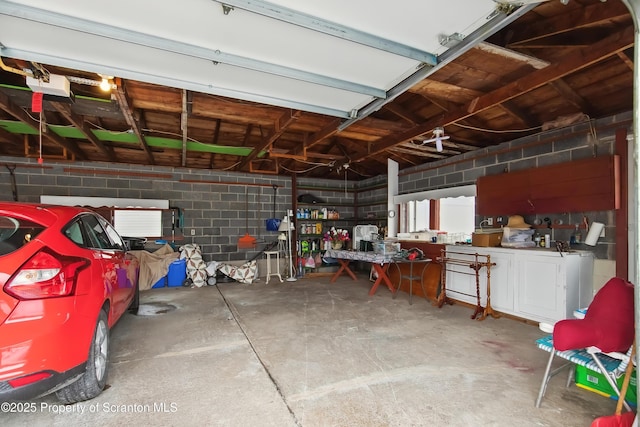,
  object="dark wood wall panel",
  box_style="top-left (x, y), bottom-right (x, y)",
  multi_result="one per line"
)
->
top-left (477, 155), bottom-right (619, 215)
